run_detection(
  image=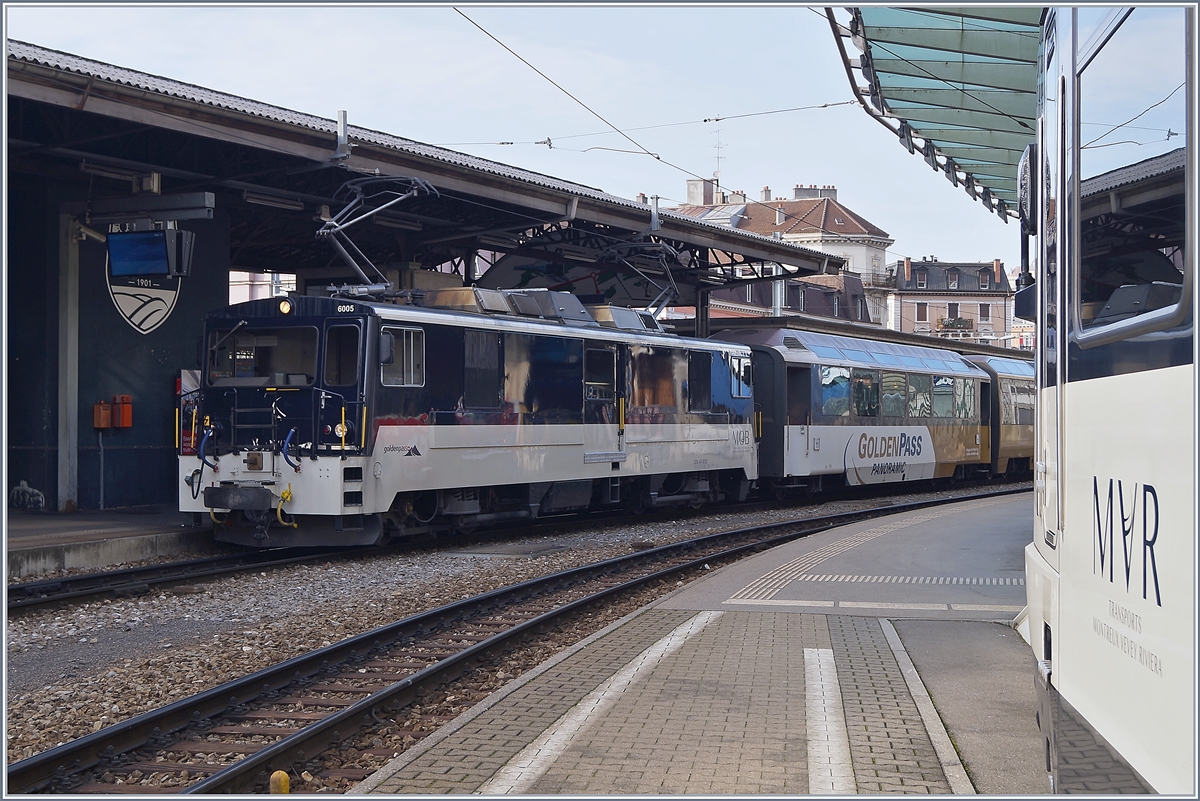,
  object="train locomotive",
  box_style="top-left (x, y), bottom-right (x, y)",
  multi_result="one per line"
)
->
top-left (712, 327), bottom-right (1034, 497)
top-left (180, 287), bottom-right (757, 547)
